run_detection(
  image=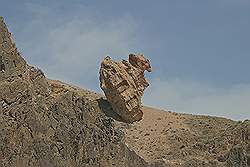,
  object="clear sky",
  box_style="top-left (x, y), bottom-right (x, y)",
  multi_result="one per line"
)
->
top-left (1, 0), bottom-right (250, 120)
